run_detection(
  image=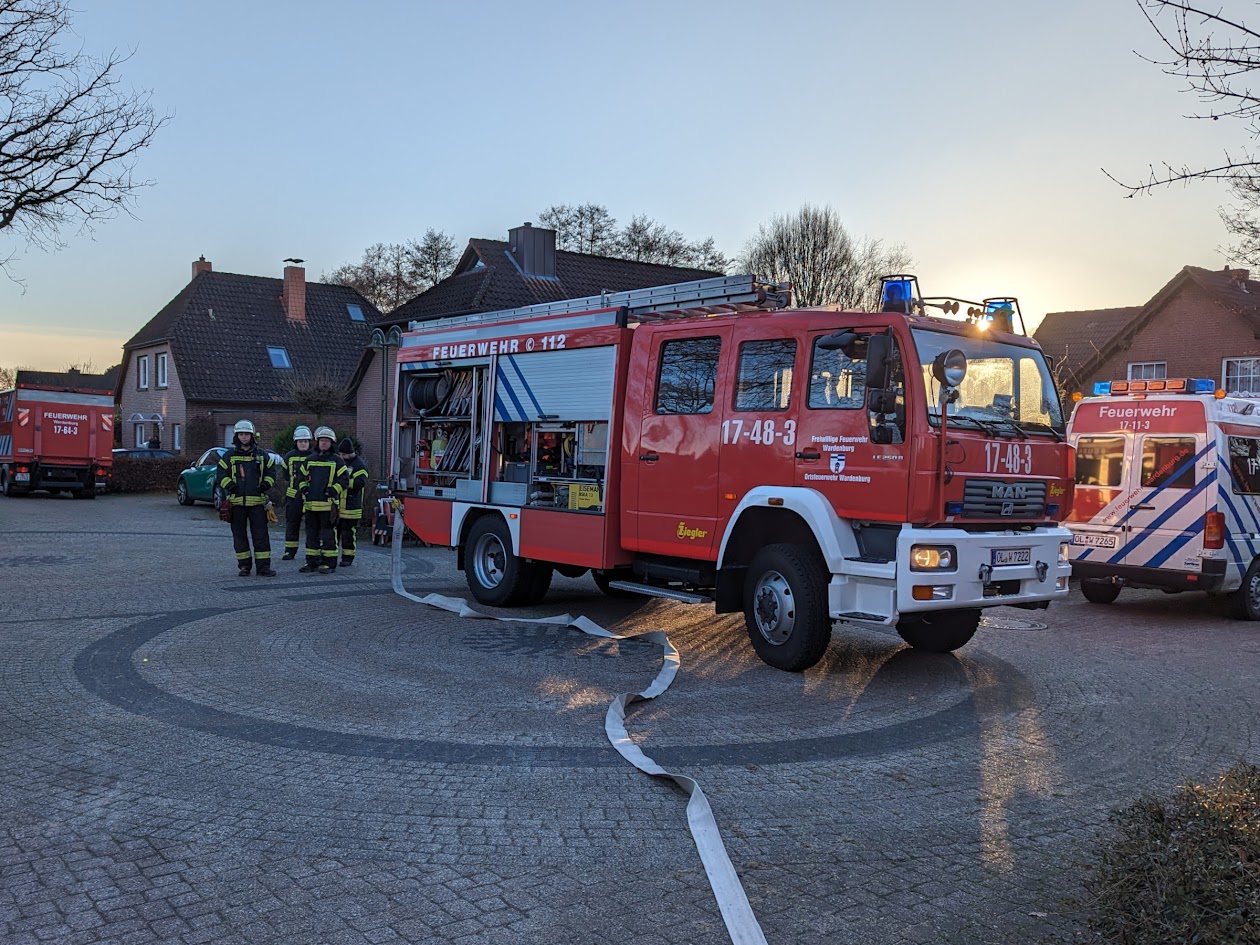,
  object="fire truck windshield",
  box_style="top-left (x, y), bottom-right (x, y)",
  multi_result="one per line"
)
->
top-left (911, 329), bottom-right (1065, 436)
